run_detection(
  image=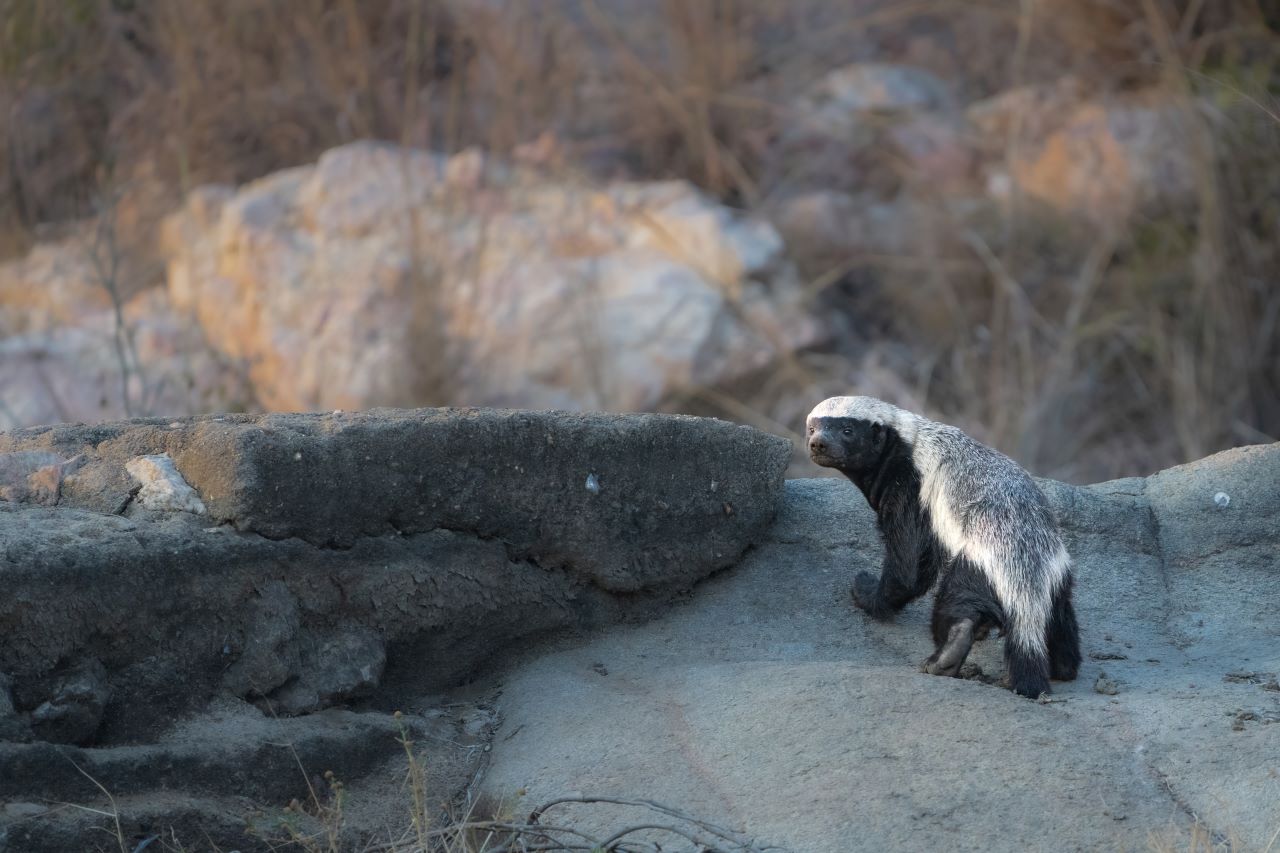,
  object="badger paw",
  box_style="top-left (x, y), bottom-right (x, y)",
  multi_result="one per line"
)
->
top-left (920, 653), bottom-right (963, 677)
